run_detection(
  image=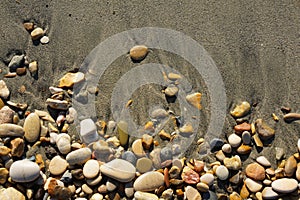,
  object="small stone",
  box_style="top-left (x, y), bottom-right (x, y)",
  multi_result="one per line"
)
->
top-left (179, 123), bottom-right (194, 136)
top-left (28, 61), bottom-right (38, 76)
top-left (142, 134), bottom-right (153, 150)
top-left (236, 144), bottom-right (252, 154)
top-left (144, 121), bottom-right (155, 133)
top-left (229, 192), bottom-right (242, 200)
top-left (90, 193), bottom-right (103, 200)
top-left (255, 119), bottom-right (275, 140)
top-left (9, 159), bottom-right (40, 182)
top-left (49, 156), bottom-right (68, 175)
top-left (8, 55), bottom-right (24, 71)
top-left (158, 130), bottom-right (171, 140)
top-left (40, 36), bottom-right (49, 44)
top-left (230, 101), bottom-right (251, 118)
top-left (240, 183), bottom-right (250, 199)
top-left (136, 157), bottom-right (153, 173)
top-left (133, 171), bottom-right (164, 191)
top-left (0, 168), bottom-right (9, 184)
top-left (0, 106), bottom-right (15, 124)
top-left (275, 147), bottom-right (285, 160)
top-left (244, 178), bottom-right (263, 193)
top-left (0, 187), bottom-right (26, 200)
top-left (216, 150), bottom-right (226, 161)
top-left (4, 72), bottom-right (16, 78)
top-left (80, 118), bottom-right (99, 144)
top-left (168, 73), bottom-right (182, 81)
top-left (31, 27), bottom-right (44, 40)
top-left (10, 138), bottom-right (25, 157)
top-left (222, 143), bottom-right (232, 153)
top-left (186, 92), bottom-right (202, 110)
top-left (134, 191), bottom-right (158, 200)
top-left (22, 113), bottom-right (40, 143)
top-left (117, 121), bottom-right (128, 146)
top-left (263, 179), bottom-right (272, 186)
top-left (245, 163), bottom-right (265, 181)
top-left (125, 182), bottom-right (134, 198)
top-left (150, 108), bottom-right (168, 120)
top-left (234, 122), bottom-right (251, 134)
top-left (262, 187), bottom-right (279, 199)
top-left (283, 113), bottom-right (300, 122)
top-left (196, 182), bottom-right (209, 192)
top-left (82, 184), bottom-right (93, 194)
top-left (106, 136), bottom-right (120, 147)
top-left (161, 188), bottom-right (173, 200)
top-left (132, 139), bottom-right (146, 157)
top-left (210, 138), bottom-right (224, 151)
top-left (224, 155), bottom-right (242, 170)
top-left (59, 72), bottom-right (85, 88)
top-left (83, 159), bottom-right (99, 179)
top-left (100, 159), bottom-right (136, 182)
top-left (296, 163), bottom-right (300, 181)
top-left (66, 147), bottom-right (92, 165)
top-left (242, 131), bottom-right (251, 145)
top-left (129, 45), bottom-right (148, 61)
top-left (16, 67), bottom-right (27, 76)
top-left (169, 166), bottom-right (181, 179)
top-left (150, 148), bottom-right (161, 169)
top-left (271, 178), bottom-right (298, 193)
top-left (46, 98), bottom-right (69, 110)
top-left (0, 123), bottom-right (24, 137)
top-left (56, 133), bottom-right (71, 154)
top-left (185, 186), bottom-right (201, 200)
top-left (0, 146), bottom-right (11, 156)
top-left (228, 133), bottom-right (241, 147)
top-left (181, 166), bottom-right (200, 184)
top-left (23, 22), bottom-right (34, 31)
top-left (165, 85), bottom-right (179, 97)
top-left (229, 171), bottom-right (242, 185)
top-left (160, 146), bottom-right (172, 162)
top-left (106, 179), bottom-right (117, 191)
top-left (256, 156), bottom-right (271, 167)
top-left (216, 165), bottom-right (229, 180)
top-left (285, 155), bottom-right (297, 177)
top-left (0, 80), bottom-right (10, 99)
top-left (121, 151), bottom-right (137, 165)
top-left (200, 173), bottom-right (214, 186)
